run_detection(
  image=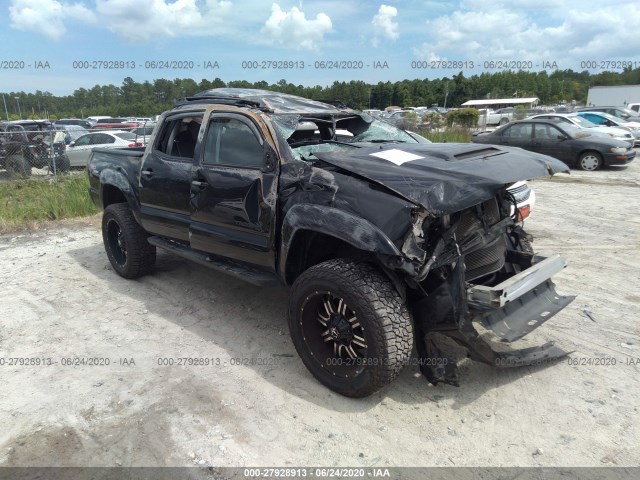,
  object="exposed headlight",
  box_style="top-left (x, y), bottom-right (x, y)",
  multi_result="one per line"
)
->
top-left (610, 147), bottom-right (627, 154)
